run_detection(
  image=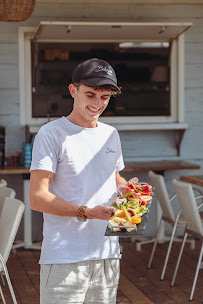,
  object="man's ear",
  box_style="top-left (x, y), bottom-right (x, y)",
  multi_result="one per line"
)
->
top-left (69, 84), bottom-right (77, 98)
